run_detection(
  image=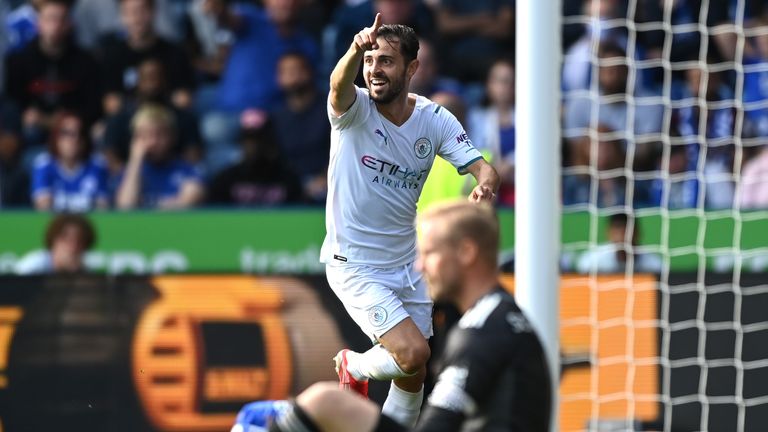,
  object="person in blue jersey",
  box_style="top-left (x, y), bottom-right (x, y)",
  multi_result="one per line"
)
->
top-left (31, 110), bottom-right (109, 212)
top-left (115, 103), bottom-right (205, 209)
